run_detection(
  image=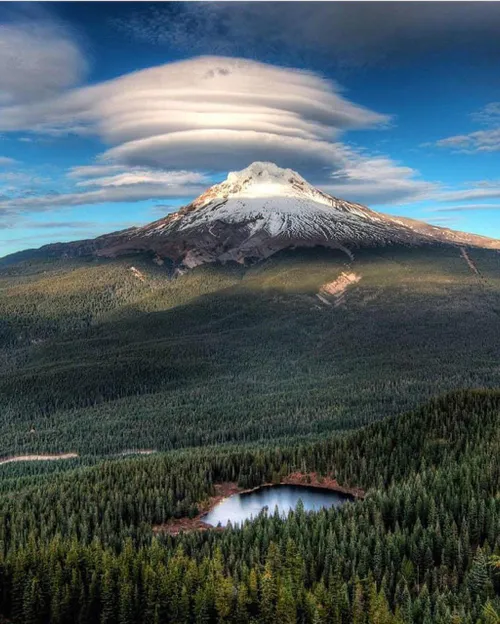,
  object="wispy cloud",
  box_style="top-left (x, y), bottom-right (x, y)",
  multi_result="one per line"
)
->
top-left (73, 168), bottom-right (209, 189)
top-left (150, 204), bottom-right (177, 216)
top-left (0, 181), bottom-right (205, 215)
top-left (429, 202), bottom-right (500, 213)
top-left (435, 102), bottom-right (500, 153)
top-left (1, 220), bottom-right (141, 250)
top-left (436, 129), bottom-right (500, 153)
top-left (471, 102), bottom-right (500, 126)
top-left (112, 3), bottom-right (500, 69)
top-left (0, 151), bottom-right (434, 215)
top-left (0, 161), bottom-right (208, 216)
top-left (426, 216), bottom-right (463, 226)
top-left (1, 219), bottom-right (96, 231)
top-left (321, 149), bottom-right (435, 205)
top-left (433, 183), bottom-right (500, 203)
